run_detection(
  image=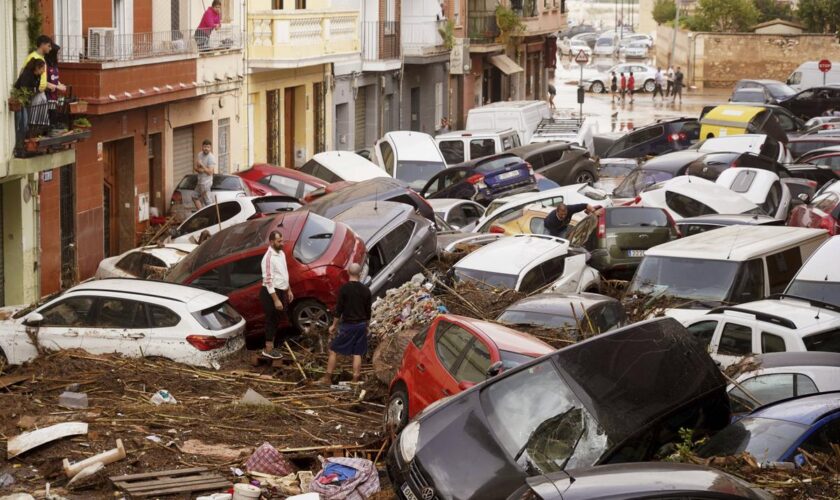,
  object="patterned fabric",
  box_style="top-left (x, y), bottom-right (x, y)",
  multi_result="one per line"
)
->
top-left (244, 442), bottom-right (296, 477)
top-left (309, 457), bottom-right (380, 500)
